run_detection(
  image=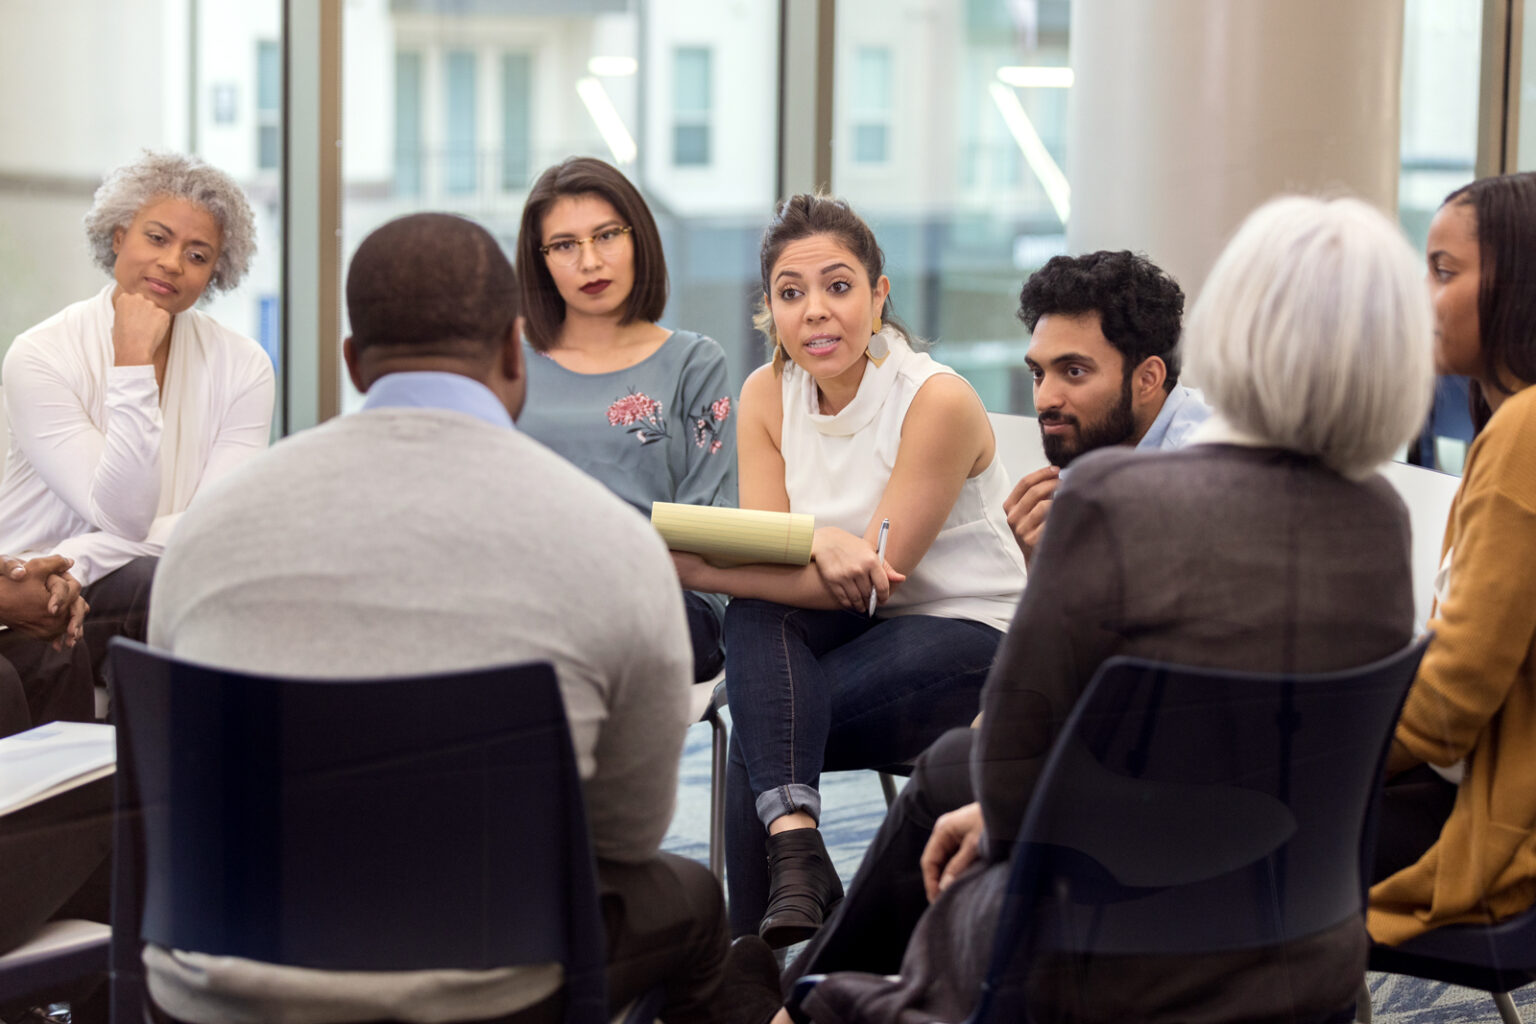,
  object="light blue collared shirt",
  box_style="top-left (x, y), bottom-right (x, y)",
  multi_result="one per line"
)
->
top-left (1136, 384), bottom-right (1212, 452)
top-left (360, 371), bottom-right (515, 430)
